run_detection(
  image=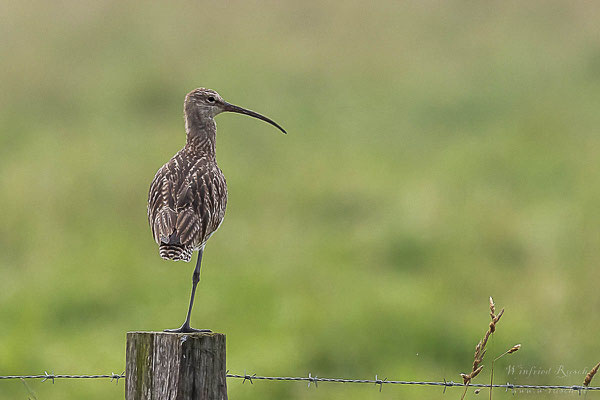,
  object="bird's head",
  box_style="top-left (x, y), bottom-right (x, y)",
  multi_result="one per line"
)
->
top-left (184, 88), bottom-right (286, 134)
